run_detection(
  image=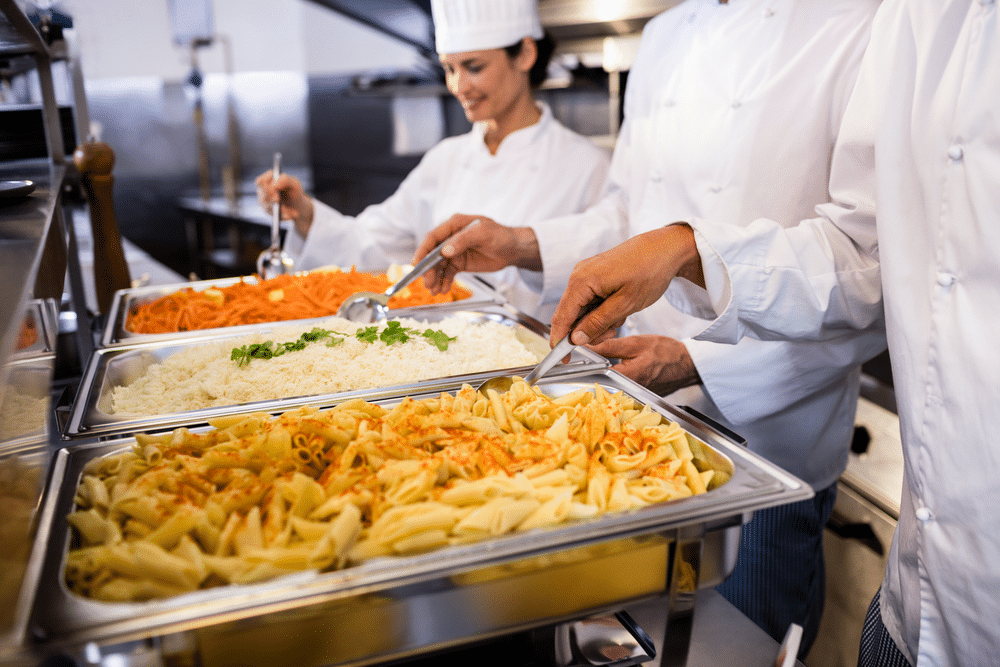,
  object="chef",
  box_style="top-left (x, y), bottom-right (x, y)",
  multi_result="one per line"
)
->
top-left (547, 0), bottom-right (1000, 664)
top-left (414, 0), bottom-right (885, 654)
top-left (255, 0), bottom-right (610, 321)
